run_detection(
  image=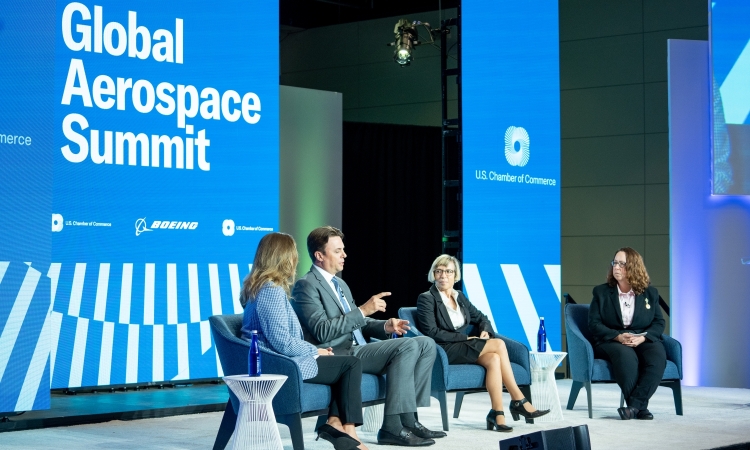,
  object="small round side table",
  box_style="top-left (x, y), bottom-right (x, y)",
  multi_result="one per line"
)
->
top-left (529, 351), bottom-right (567, 423)
top-left (223, 374), bottom-right (288, 450)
